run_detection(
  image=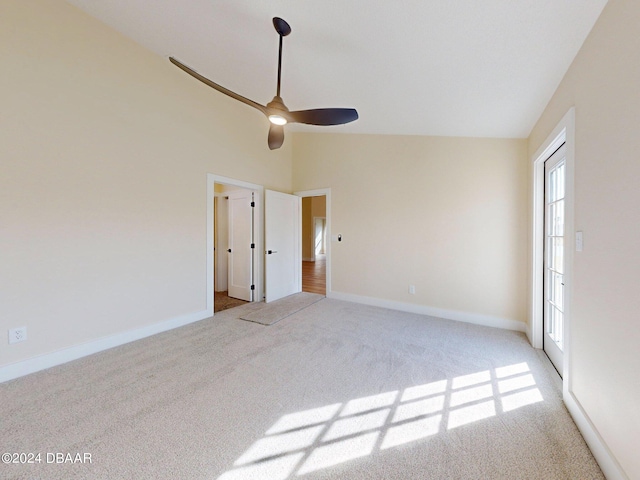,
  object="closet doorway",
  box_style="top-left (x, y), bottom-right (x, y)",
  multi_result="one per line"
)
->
top-left (214, 183), bottom-right (255, 312)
